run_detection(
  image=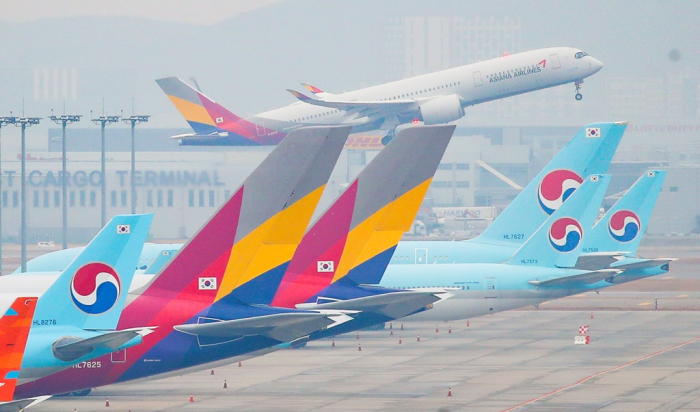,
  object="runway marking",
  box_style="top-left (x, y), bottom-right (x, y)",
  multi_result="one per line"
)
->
top-left (501, 335), bottom-right (700, 412)
top-left (638, 302), bottom-right (652, 306)
top-left (662, 276), bottom-right (674, 280)
top-left (678, 294), bottom-right (689, 298)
